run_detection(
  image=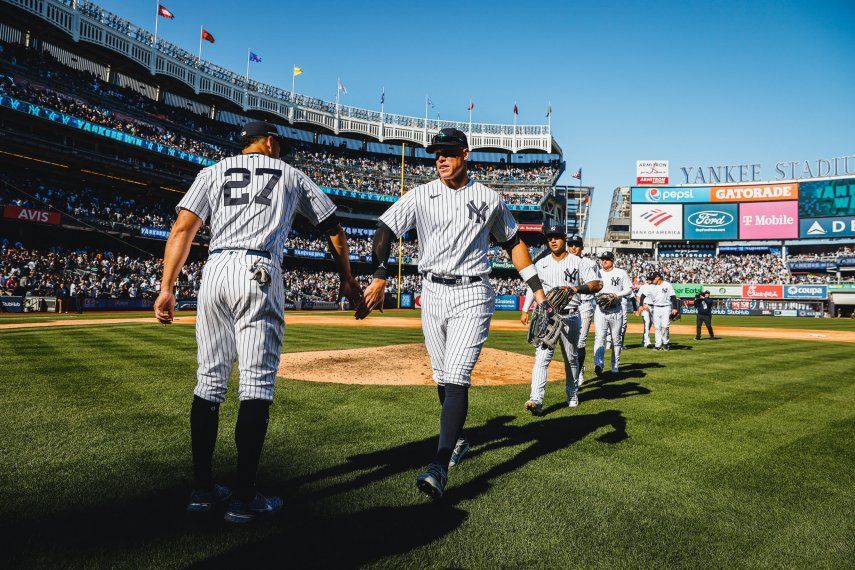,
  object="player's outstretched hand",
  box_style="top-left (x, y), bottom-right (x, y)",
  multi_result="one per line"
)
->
top-left (154, 290), bottom-right (175, 324)
top-left (520, 311), bottom-right (530, 325)
top-left (340, 276), bottom-right (365, 316)
top-left (356, 278), bottom-right (385, 320)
